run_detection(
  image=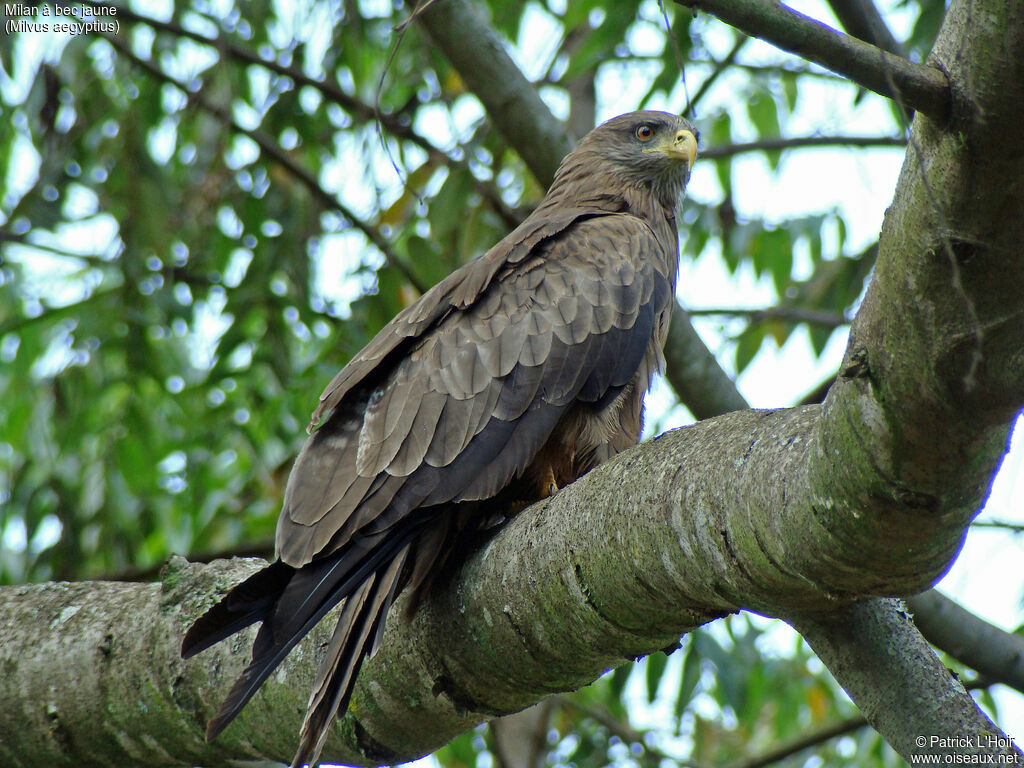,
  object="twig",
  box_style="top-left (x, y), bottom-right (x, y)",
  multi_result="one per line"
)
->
top-left (970, 520), bottom-right (1024, 533)
top-left (78, 0), bottom-right (385, 128)
top-left (685, 34), bottom-right (748, 117)
top-left (688, 306), bottom-right (849, 328)
top-left (658, 0), bottom-right (692, 111)
top-left (703, 134), bottom-right (905, 159)
top-left (673, 0), bottom-right (950, 121)
top-left (0, 286), bottom-right (121, 338)
top-left (635, 57), bottom-right (848, 82)
top-left (100, 32), bottom-right (427, 293)
top-left (725, 713), bottom-right (866, 768)
top-left (553, 695), bottom-right (683, 766)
